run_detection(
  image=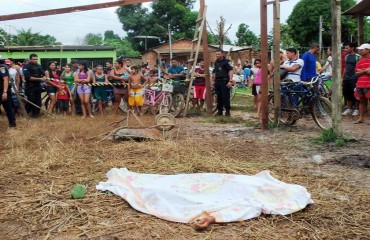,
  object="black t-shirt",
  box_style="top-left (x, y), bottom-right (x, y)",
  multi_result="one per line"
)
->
top-left (213, 58), bottom-right (233, 80)
top-left (344, 54), bottom-right (359, 81)
top-left (23, 63), bottom-right (44, 84)
top-left (0, 64), bottom-right (9, 93)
